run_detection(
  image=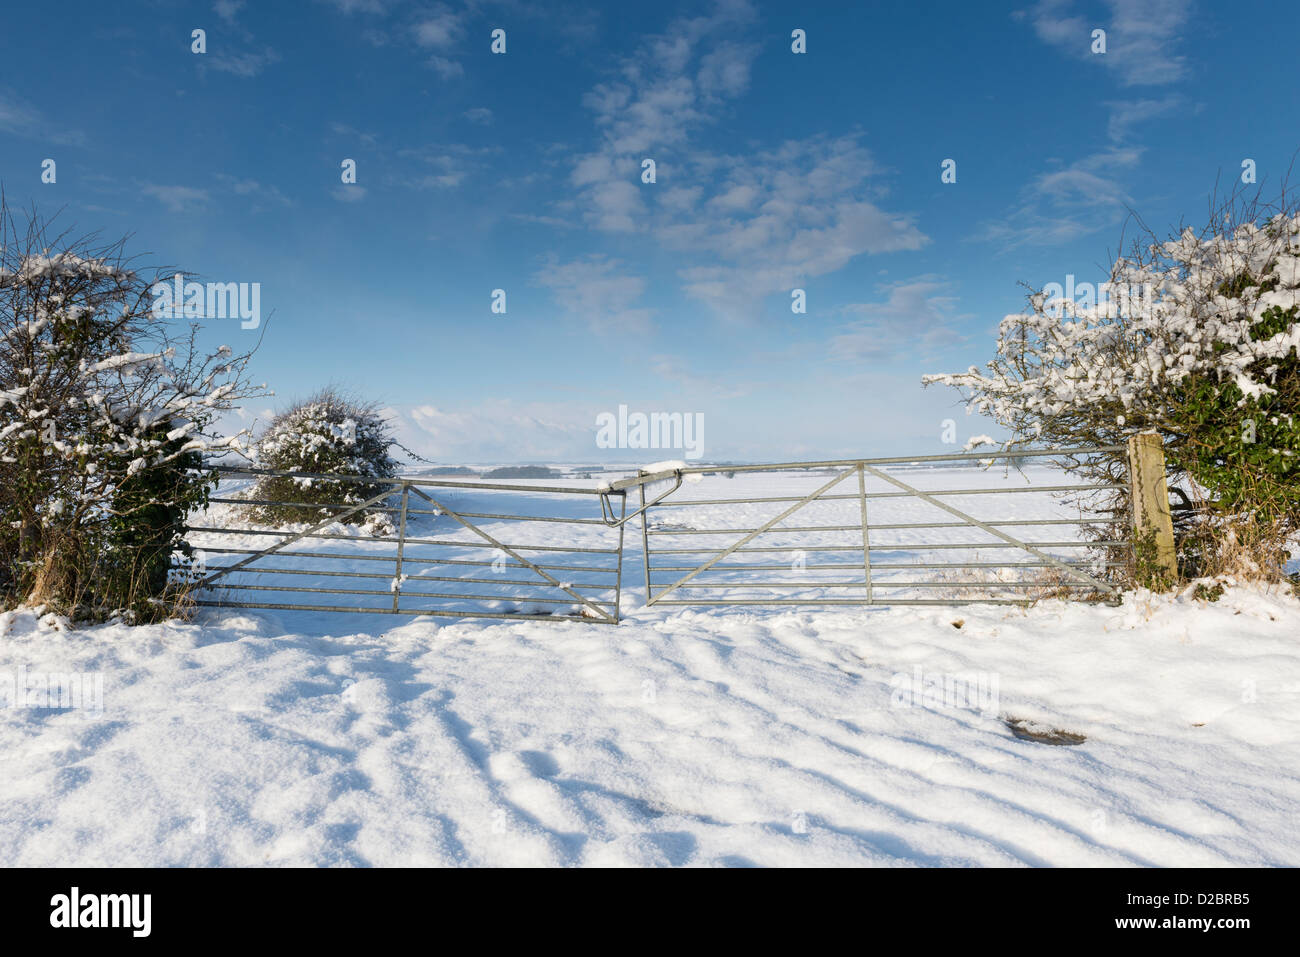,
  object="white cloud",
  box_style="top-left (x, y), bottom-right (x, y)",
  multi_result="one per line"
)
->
top-left (141, 184), bottom-right (211, 212)
top-left (1023, 0), bottom-right (1191, 86)
top-left (463, 107), bottom-right (494, 125)
top-left (396, 143), bottom-right (495, 191)
top-left (565, 3), bottom-right (925, 320)
top-left (697, 41), bottom-right (758, 97)
top-left (206, 47), bottom-right (280, 78)
top-left (987, 1), bottom-right (1192, 247)
top-left (650, 354), bottom-right (751, 399)
top-left (570, 1), bottom-right (759, 230)
top-left (978, 147), bottom-right (1142, 248)
top-left (216, 174), bottom-right (292, 207)
top-left (0, 91), bottom-right (84, 145)
top-left (416, 8), bottom-right (467, 50)
top-left (1105, 95), bottom-right (1182, 141)
top-left (428, 55), bottom-right (465, 80)
top-left (0, 93), bottom-right (39, 134)
top-left (829, 278), bottom-right (970, 361)
top-left (534, 256), bottom-right (654, 333)
top-left (330, 121), bottom-right (378, 146)
top-left (1103, 0), bottom-right (1192, 86)
top-left (317, 0), bottom-right (389, 14)
top-left (660, 136), bottom-right (928, 318)
top-left (213, 0), bottom-right (244, 25)
top-left (399, 401), bottom-right (595, 463)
